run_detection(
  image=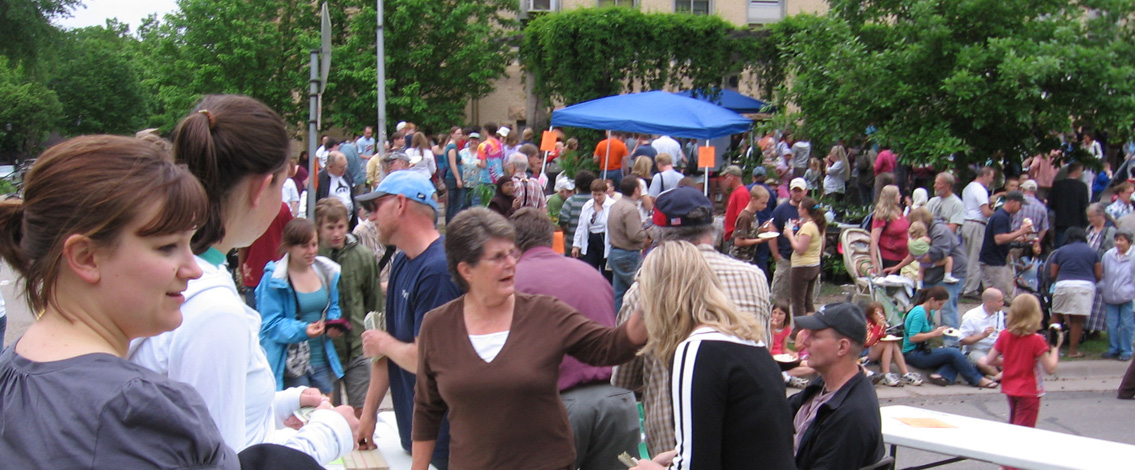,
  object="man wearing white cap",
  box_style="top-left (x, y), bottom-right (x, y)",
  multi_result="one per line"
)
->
top-left (769, 178), bottom-right (810, 300)
top-left (548, 176), bottom-right (575, 224)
